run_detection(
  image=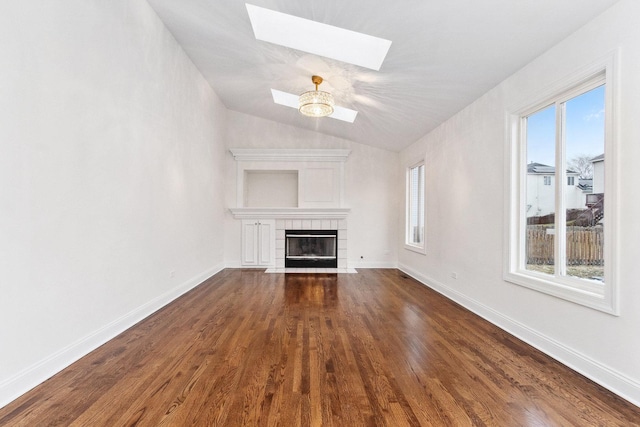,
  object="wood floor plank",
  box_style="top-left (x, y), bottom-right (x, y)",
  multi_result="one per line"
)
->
top-left (1, 268), bottom-right (639, 426)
